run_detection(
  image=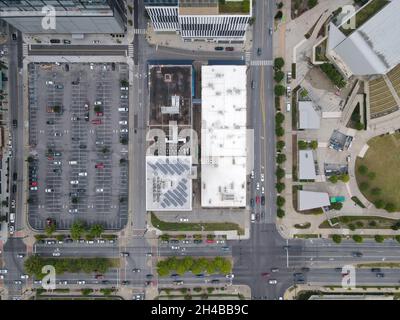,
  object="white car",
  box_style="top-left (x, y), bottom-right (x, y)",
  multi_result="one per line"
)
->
top-left (30, 186), bottom-right (38, 191)
top-left (120, 95), bottom-right (128, 99)
top-left (9, 226), bottom-right (14, 234)
top-left (171, 246), bottom-right (180, 250)
top-left (53, 161), bottom-right (61, 165)
top-left (179, 218), bottom-right (189, 222)
top-left (261, 186), bottom-right (265, 194)
top-left (45, 188), bottom-right (54, 193)
top-left (59, 280), bottom-right (68, 285)
top-left (87, 240), bottom-right (94, 244)
top-left (20, 274), bottom-right (29, 279)
top-left (0, 275), bottom-right (3, 280)
top-left (118, 107), bottom-right (128, 112)
top-left (68, 209), bottom-right (78, 214)
top-left (120, 87), bottom-right (128, 91)
top-left (93, 40), bottom-right (101, 44)
top-left (0, 269), bottom-right (8, 274)
top-left (261, 174), bottom-right (264, 182)
top-left (268, 279), bottom-right (278, 285)
top-left (77, 280), bottom-right (86, 285)
top-left (120, 128), bottom-right (128, 133)
top-left (97, 239), bottom-right (105, 244)
top-left (70, 180), bottom-right (79, 185)
top-left (46, 80), bottom-right (54, 85)
top-left (119, 121), bottom-right (128, 125)
top-left (90, 63), bottom-right (94, 70)
top-left (96, 188), bottom-right (104, 193)
top-left (34, 280), bottom-right (42, 285)
top-left (250, 170), bottom-right (254, 179)
top-left (52, 252), bottom-right (61, 257)
top-left (78, 172), bottom-right (87, 176)
top-left (94, 101), bottom-right (102, 106)
top-left (226, 273), bottom-right (234, 279)
top-left (256, 182), bottom-right (260, 191)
